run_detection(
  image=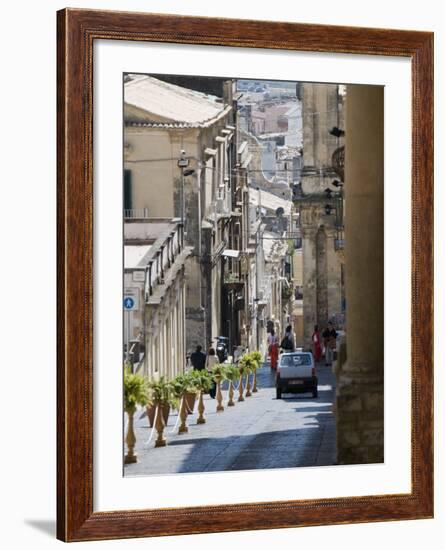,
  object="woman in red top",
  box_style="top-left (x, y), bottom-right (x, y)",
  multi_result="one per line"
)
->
top-left (312, 324), bottom-right (322, 362)
top-left (267, 329), bottom-right (279, 370)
